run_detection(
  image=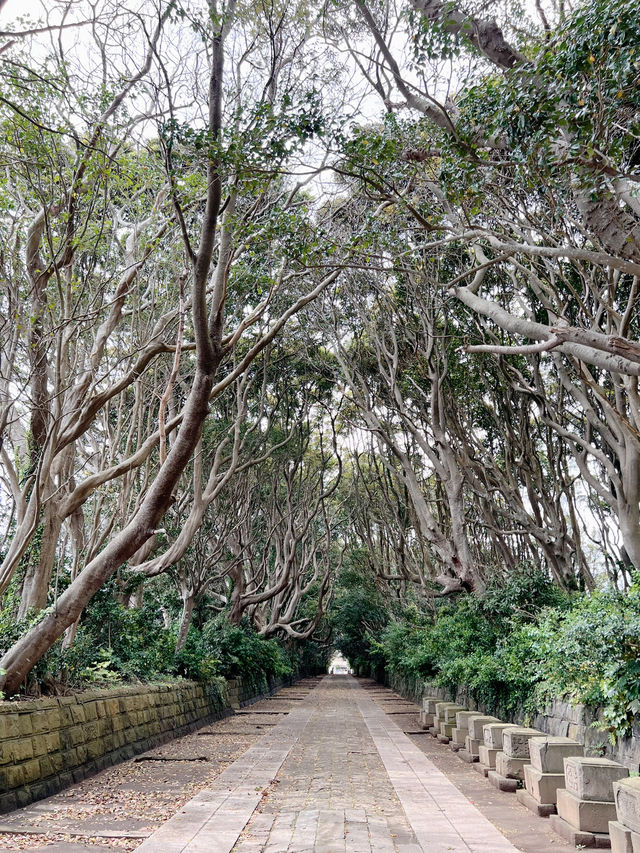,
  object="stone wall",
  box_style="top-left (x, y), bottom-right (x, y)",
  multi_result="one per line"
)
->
top-left (0, 674), bottom-right (289, 813)
top-left (387, 673), bottom-right (474, 710)
top-left (386, 672), bottom-right (640, 771)
top-left (227, 675), bottom-right (288, 709)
